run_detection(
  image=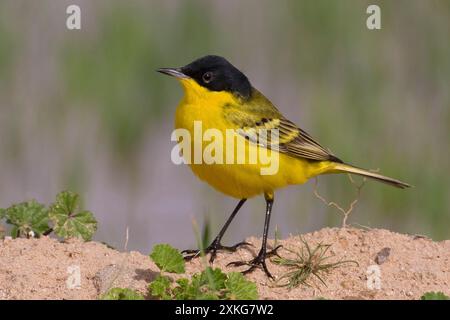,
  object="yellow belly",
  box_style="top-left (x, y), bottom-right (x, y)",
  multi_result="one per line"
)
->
top-left (174, 88), bottom-right (334, 199)
top-left (188, 153), bottom-right (332, 199)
